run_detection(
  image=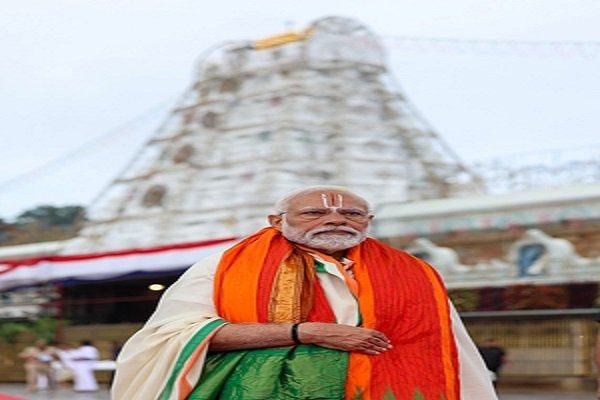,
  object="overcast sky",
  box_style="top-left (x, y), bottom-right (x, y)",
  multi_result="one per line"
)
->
top-left (1, 0), bottom-right (599, 219)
